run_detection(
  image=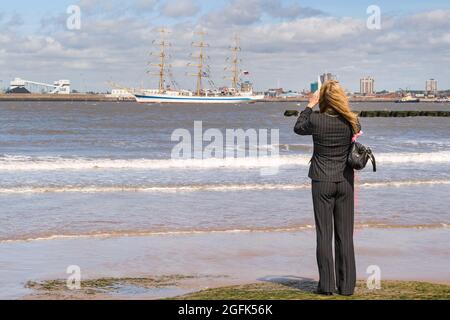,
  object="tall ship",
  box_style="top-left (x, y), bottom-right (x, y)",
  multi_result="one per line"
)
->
top-left (134, 29), bottom-right (264, 104)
